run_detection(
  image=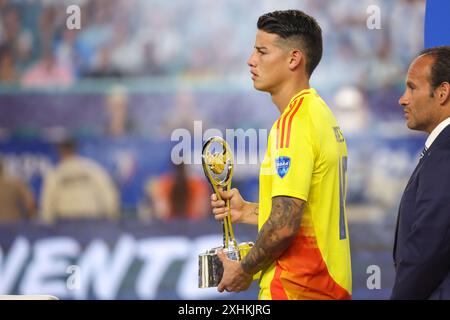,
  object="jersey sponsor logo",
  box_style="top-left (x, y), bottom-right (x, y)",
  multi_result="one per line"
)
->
top-left (275, 156), bottom-right (291, 178)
